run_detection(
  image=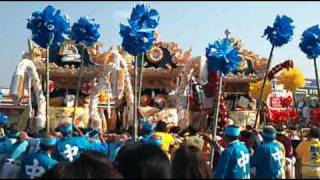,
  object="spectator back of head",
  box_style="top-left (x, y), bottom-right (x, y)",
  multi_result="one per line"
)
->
top-left (114, 143), bottom-right (171, 178)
